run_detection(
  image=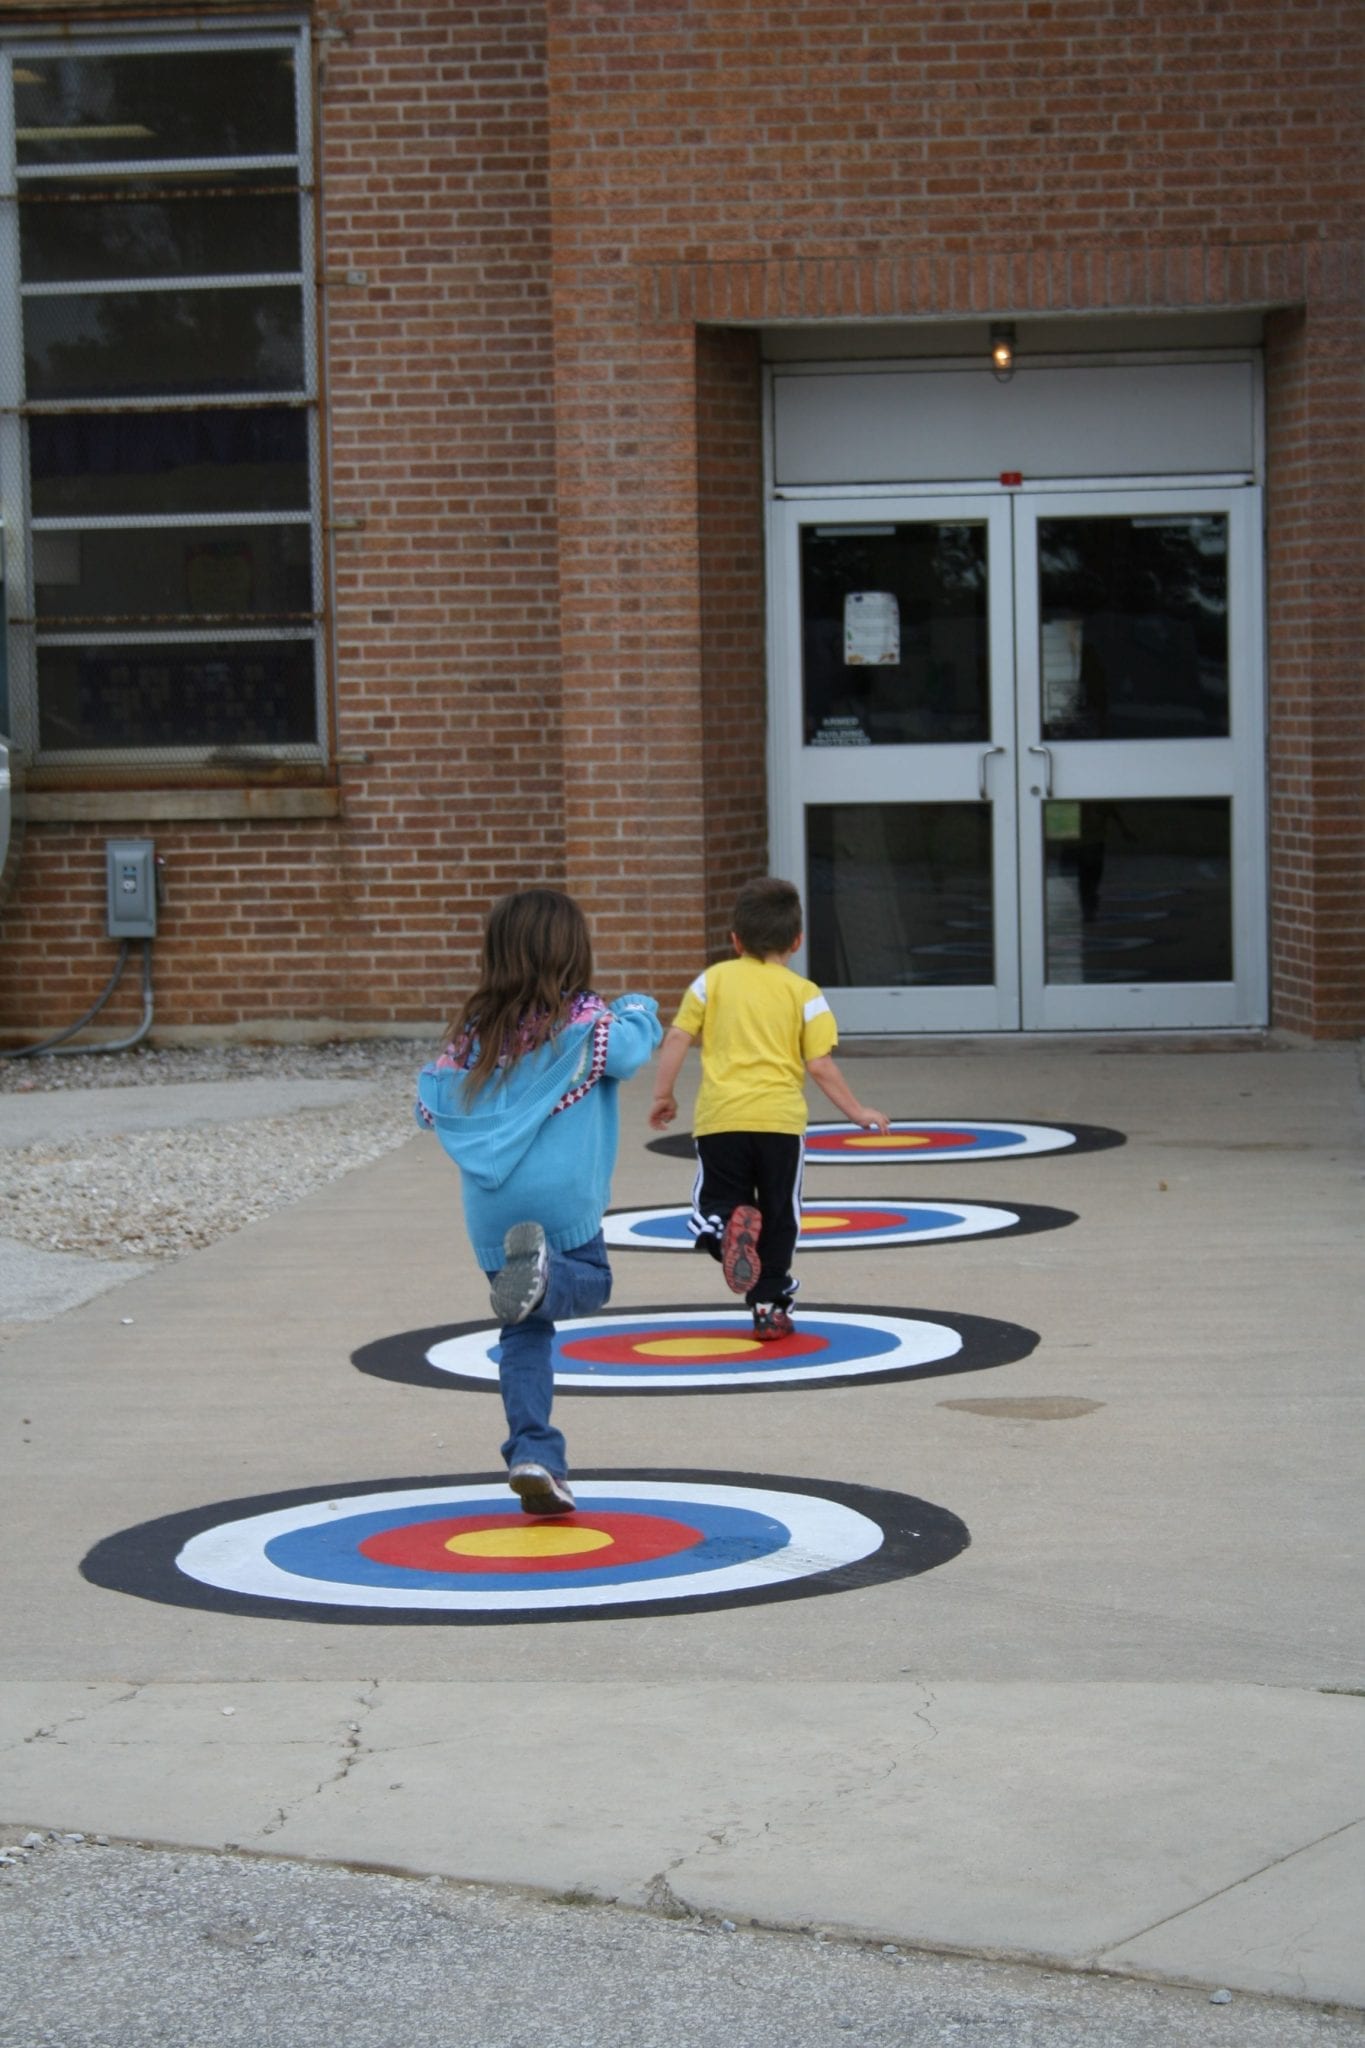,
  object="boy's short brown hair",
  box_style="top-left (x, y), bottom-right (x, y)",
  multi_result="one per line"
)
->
top-left (732, 876), bottom-right (803, 958)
